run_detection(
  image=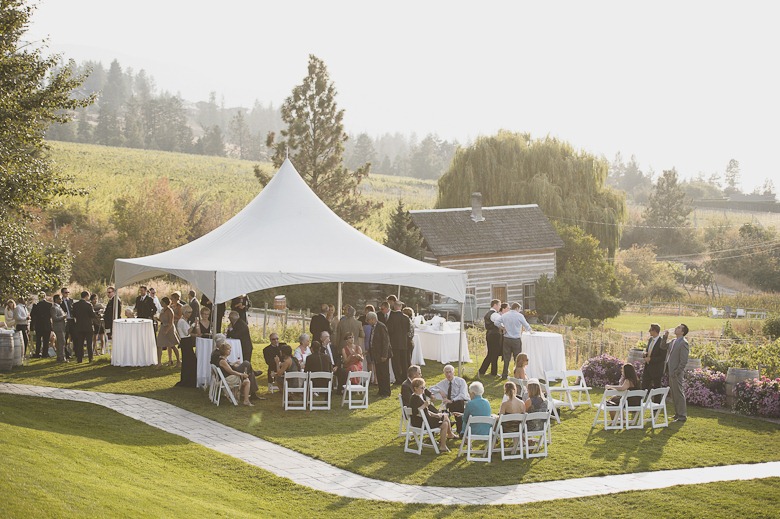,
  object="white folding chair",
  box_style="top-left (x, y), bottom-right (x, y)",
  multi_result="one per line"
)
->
top-left (493, 413), bottom-right (526, 461)
top-left (209, 364), bottom-right (239, 406)
top-left (403, 406), bottom-right (441, 455)
top-left (524, 411), bottom-right (550, 458)
top-left (644, 387), bottom-right (670, 428)
top-left (283, 372), bottom-right (309, 410)
top-left (342, 371), bottom-right (371, 409)
top-left (544, 370), bottom-right (573, 423)
top-left (564, 369), bottom-right (592, 408)
top-left (624, 389), bottom-right (649, 429)
top-left (592, 389), bottom-right (626, 430)
top-left (507, 377), bottom-right (529, 400)
top-left (307, 371), bottom-right (333, 411)
top-left (457, 415), bottom-right (495, 462)
top-left (398, 394), bottom-right (409, 437)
